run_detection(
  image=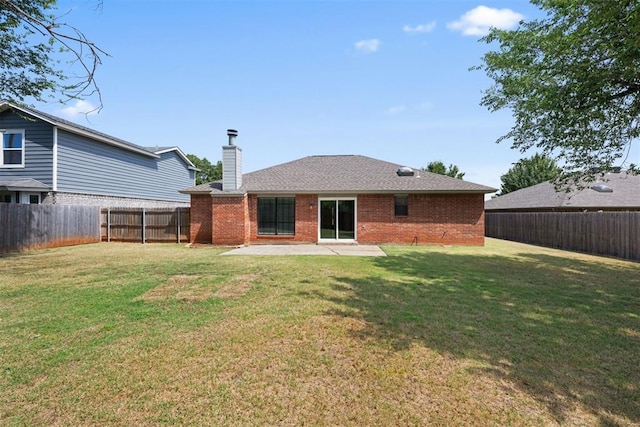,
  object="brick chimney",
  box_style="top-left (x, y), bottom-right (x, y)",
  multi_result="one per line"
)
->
top-left (222, 129), bottom-right (242, 191)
